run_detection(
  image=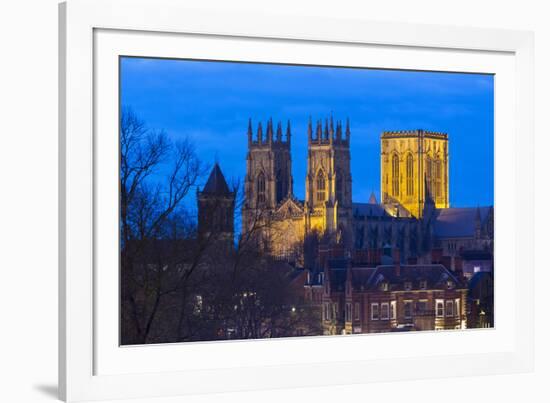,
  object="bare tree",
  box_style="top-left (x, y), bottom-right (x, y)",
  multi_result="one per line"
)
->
top-left (120, 107), bottom-right (204, 344)
top-left (120, 109), bottom-right (322, 345)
